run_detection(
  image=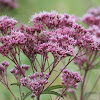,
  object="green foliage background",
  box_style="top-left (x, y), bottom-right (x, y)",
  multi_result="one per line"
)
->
top-left (0, 0), bottom-right (100, 100)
